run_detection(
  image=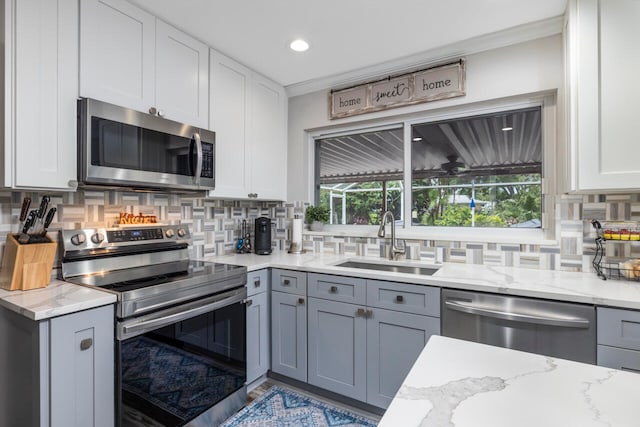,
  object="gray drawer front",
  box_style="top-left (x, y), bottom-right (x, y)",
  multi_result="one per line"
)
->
top-left (598, 307), bottom-right (640, 351)
top-left (247, 269), bottom-right (269, 297)
top-left (272, 269), bottom-right (307, 295)
top-left (308, 273), bottom-right (366, 304)
top-left (597, 345), bottom-right (640, 374)
top-left (367, 280), bottom-right (440, 317)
